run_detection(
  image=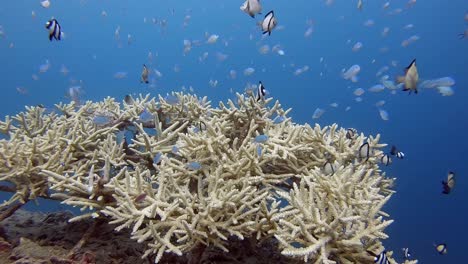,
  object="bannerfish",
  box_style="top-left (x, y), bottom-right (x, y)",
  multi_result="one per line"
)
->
top-left (141, 64), bottom-right (149, 83)
top-left (442, 171), bottom-right (455, 194)
top-left (261, 11), bottom-right (277, 36)
top-left (45, 18), bottom-right (63, 41)
top-left (240, 0), bottom-right (262, 18)
top-left (402, 247), bottom-right (411, 259)
top-left (257, 81), bottom-right (267, 101)
top-left (390, 145), bottom-right (405, 159)
top-left (397, 59), bottom-right (419, 94)
top-left (435, 243), bottom-right (447, 255)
